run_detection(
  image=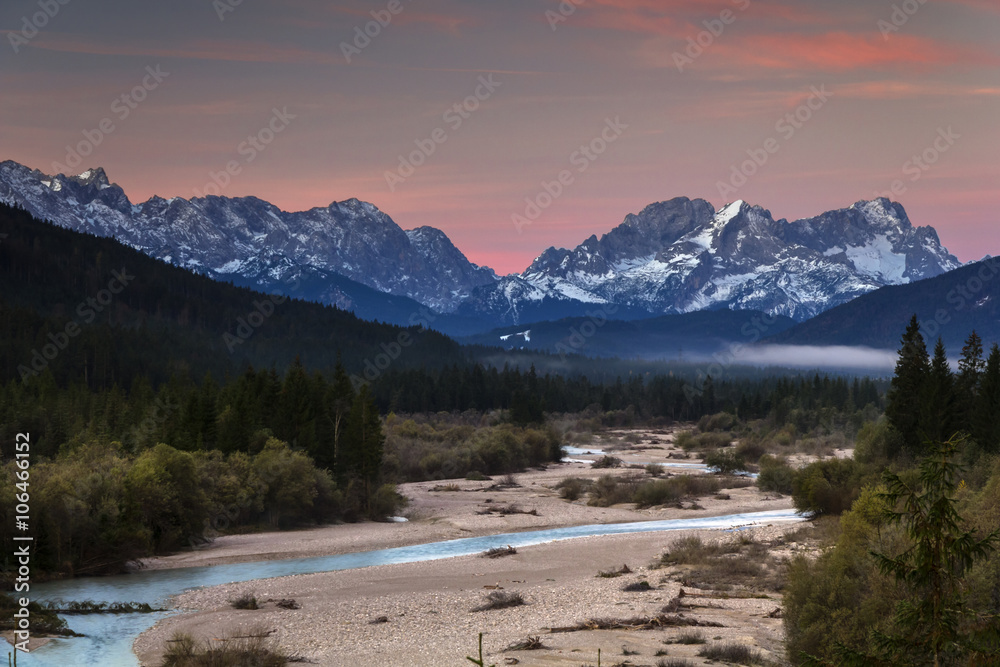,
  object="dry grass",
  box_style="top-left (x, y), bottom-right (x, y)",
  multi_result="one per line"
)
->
top-left (229, 594), bottom-right (258, 610)
top-left (621, 580), bottom-right (654, 592)
top-left (664, 630), bottom-right (706, 645)
top-left (504, 636), bottom-right (545, 651)
top-left (697, 642), bottom-right (766, 665)
top-left (161, 625), bottom-right (294, 666)
top-left (597, 564), bottom-right (632, 578)
top-left (481, 545), bottom-right (517, 559)
top-left (657, 535), bottom-right (784, 592)
top-left (470, 591), bottom-right (526, 612)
